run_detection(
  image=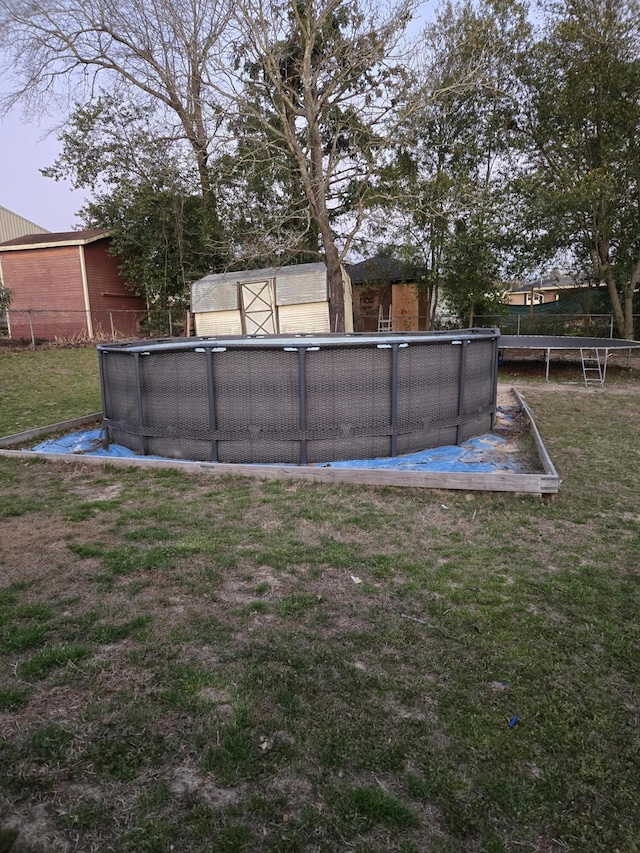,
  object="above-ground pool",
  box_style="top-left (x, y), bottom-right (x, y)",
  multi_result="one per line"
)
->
top-left (98, 329), bottom-right (500, 464)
